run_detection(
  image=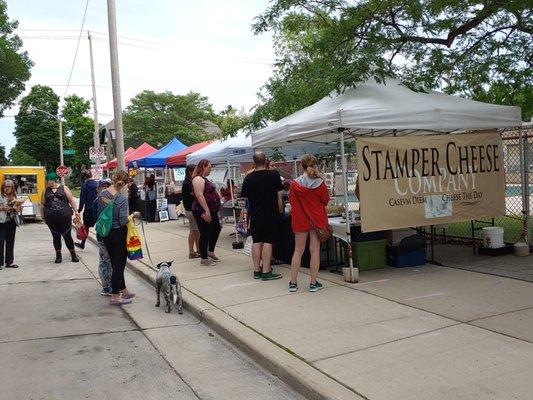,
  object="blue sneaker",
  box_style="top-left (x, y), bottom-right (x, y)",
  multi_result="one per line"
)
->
top-left (100, 287), bottom-right (112, 296)
top-left (309, 281), bottom-right (324, 292)
top-left (288, 281), bottom-right (298, 292)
